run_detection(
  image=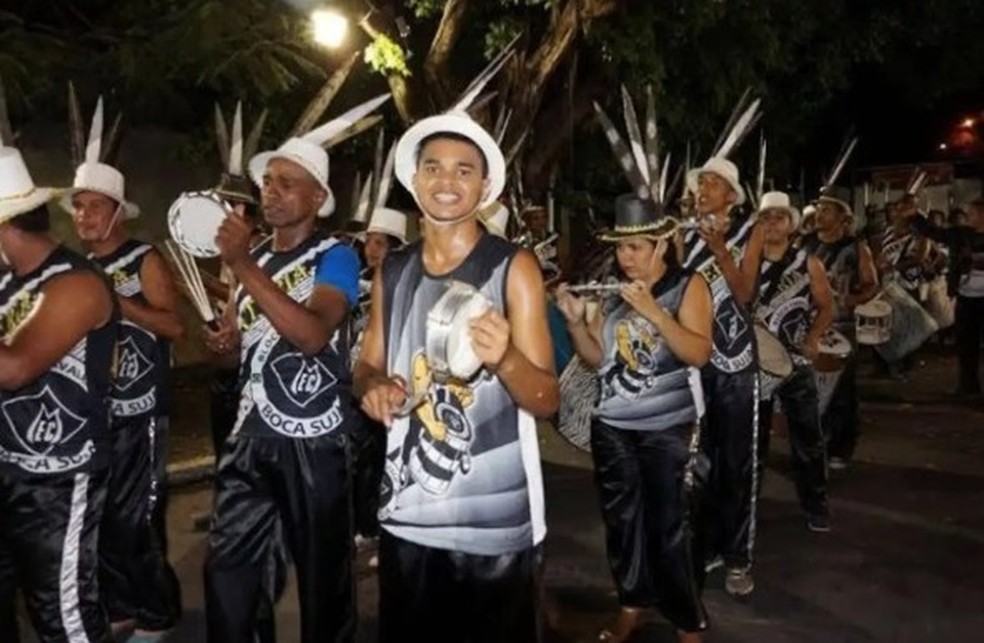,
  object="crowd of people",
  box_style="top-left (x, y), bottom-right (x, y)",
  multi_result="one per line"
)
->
top-left (1, 73), bottom-right (983, 643)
